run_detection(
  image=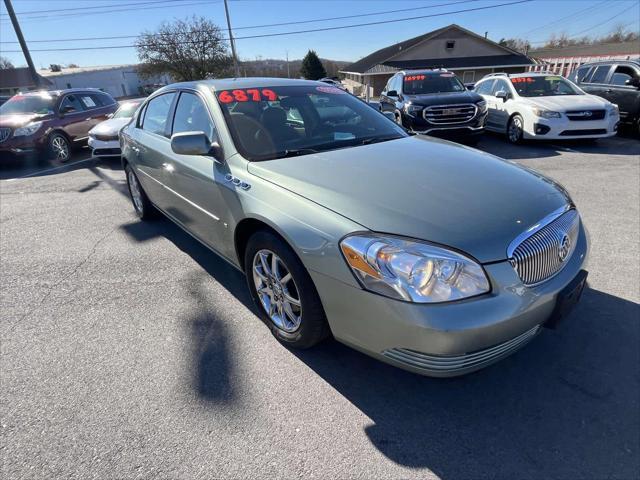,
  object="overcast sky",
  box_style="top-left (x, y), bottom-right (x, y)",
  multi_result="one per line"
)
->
top-left (1, 0), bottom-right (638, 69)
